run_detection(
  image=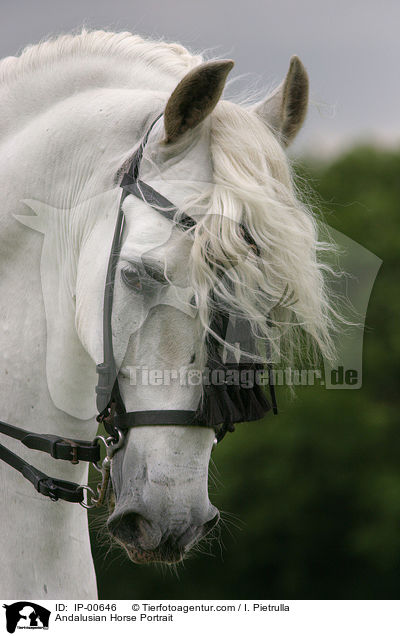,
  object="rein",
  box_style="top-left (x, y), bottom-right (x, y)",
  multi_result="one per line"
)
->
top-left (0, 114), bottom-right (277, 508)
